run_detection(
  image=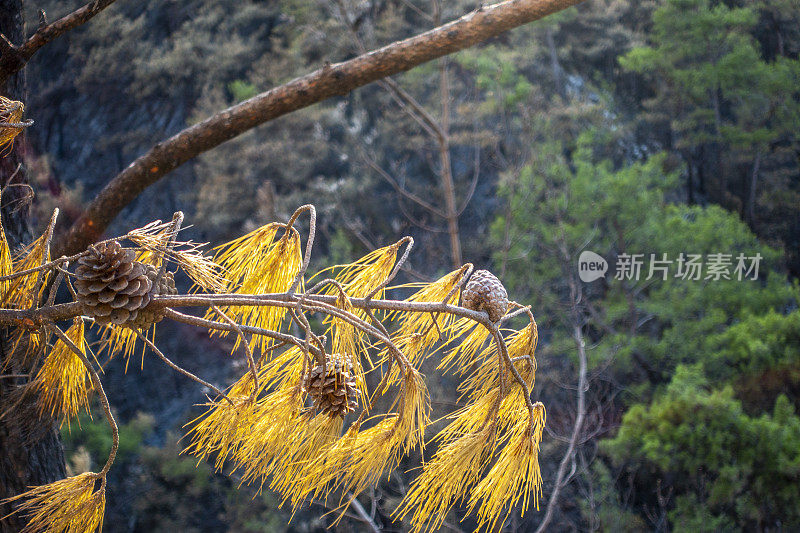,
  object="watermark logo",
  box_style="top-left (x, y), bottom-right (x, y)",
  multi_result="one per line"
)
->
top-left (578, 251), bottom-right (608, 282)
top-left (577, 251), bottom-right (763, 282)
